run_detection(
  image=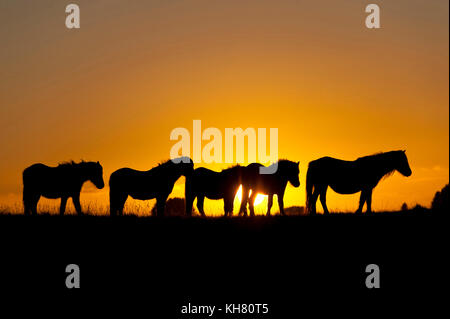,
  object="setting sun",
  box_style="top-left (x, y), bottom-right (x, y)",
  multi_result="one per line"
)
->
top-left (235, 185), bottom-right (265, 206)
top-left (0, 0), bottom-right (447, 215)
